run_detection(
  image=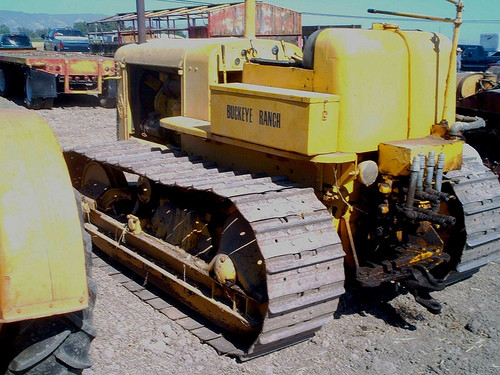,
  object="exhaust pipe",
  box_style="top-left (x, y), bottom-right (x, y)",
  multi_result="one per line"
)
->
top-left (136, 0), bottom-right (147, 44)
top-left (245, 0), bottom-right (256, 39)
